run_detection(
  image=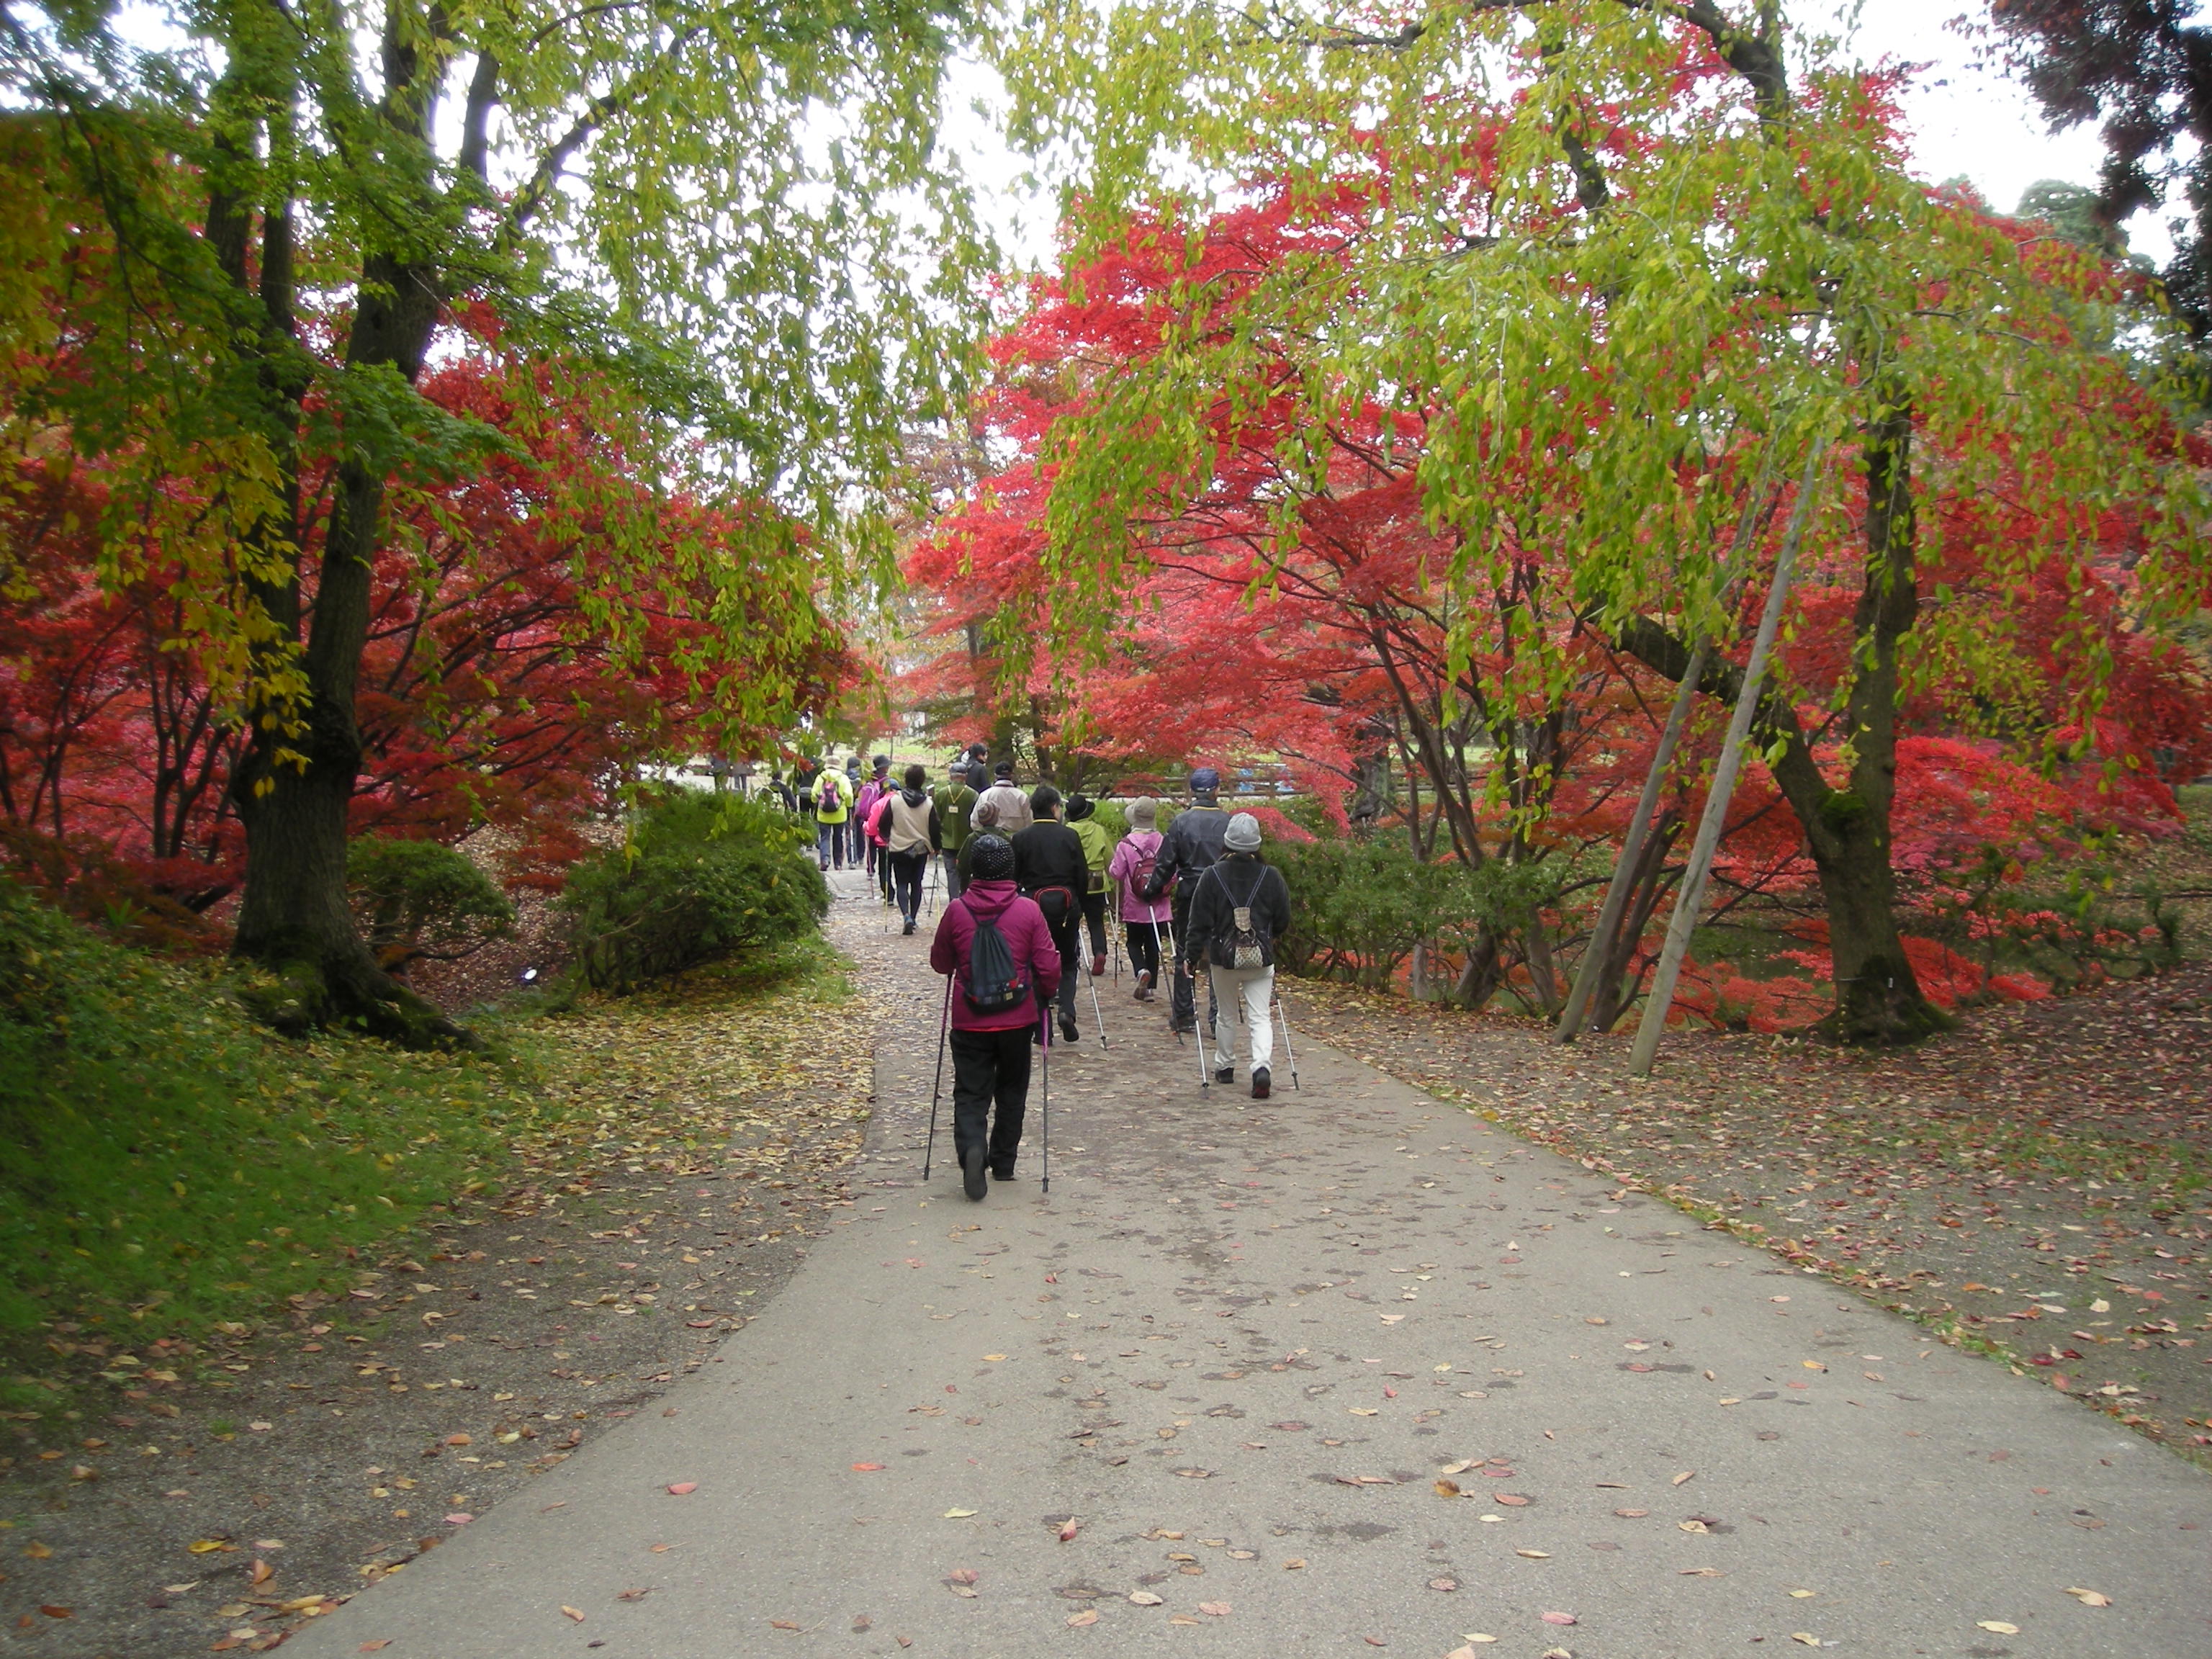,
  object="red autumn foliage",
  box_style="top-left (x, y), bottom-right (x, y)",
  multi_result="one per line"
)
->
top-left (1, 339), bottom-right (858, 916)
top-left (907, 175), bottom-right (2212, 1027)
